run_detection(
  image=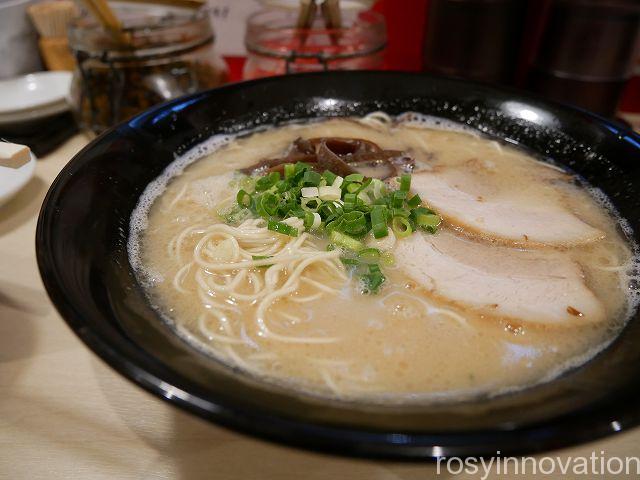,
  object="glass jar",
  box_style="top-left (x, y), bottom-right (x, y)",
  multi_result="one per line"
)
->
top-left (243, 8), bottom-right (386, 80)
top-left (69, 4), bottom-right (228, 134)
